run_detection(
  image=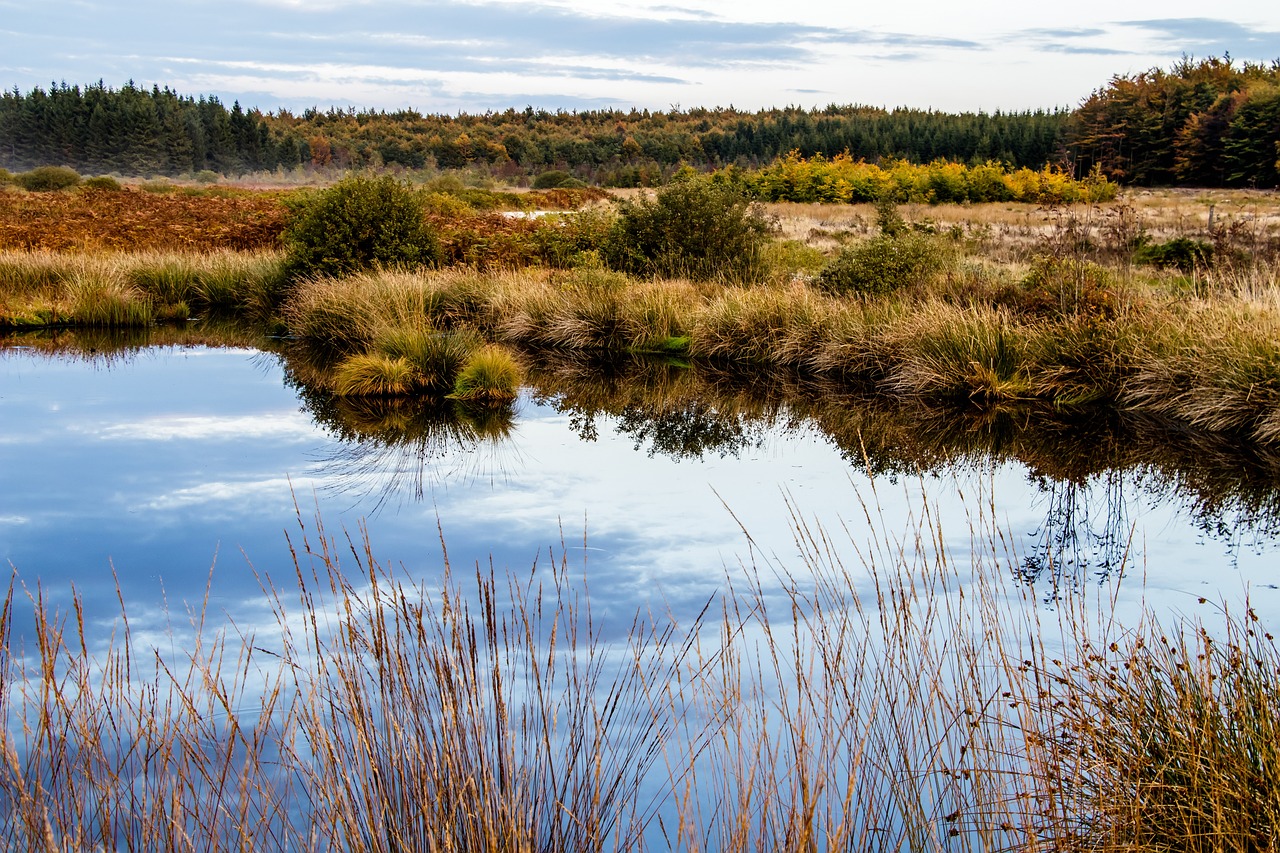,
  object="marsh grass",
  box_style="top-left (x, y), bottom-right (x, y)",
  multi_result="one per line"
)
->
top-left (331, 353), bottom-right (417, 396)
top-left (0, 250), bottom-right (286, 328)
top-left (2, 497), bottom-right (1280, 850)
top-left (375, 326), bottom-right (482, 393)
top-left (1125, 299), bottom-right (1280, 443)
top-left (1025, 599), bottom-right (1280, 852)
top-left (280, 262), bottom-right (1280, 443)
top-left (450, 344), bottom-right (522, 401)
